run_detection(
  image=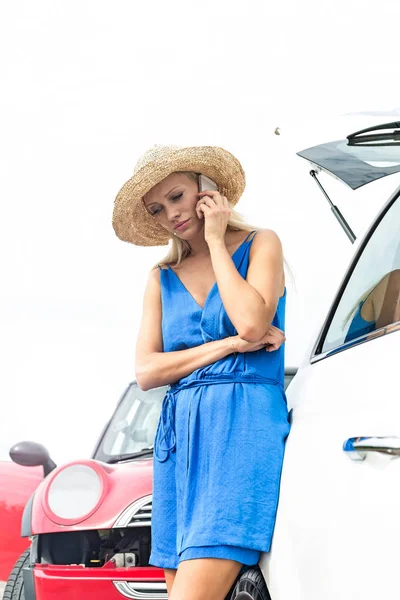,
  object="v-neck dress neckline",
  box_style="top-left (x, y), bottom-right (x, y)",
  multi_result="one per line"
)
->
top-left (166, 231), bottom-right (256, 312)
